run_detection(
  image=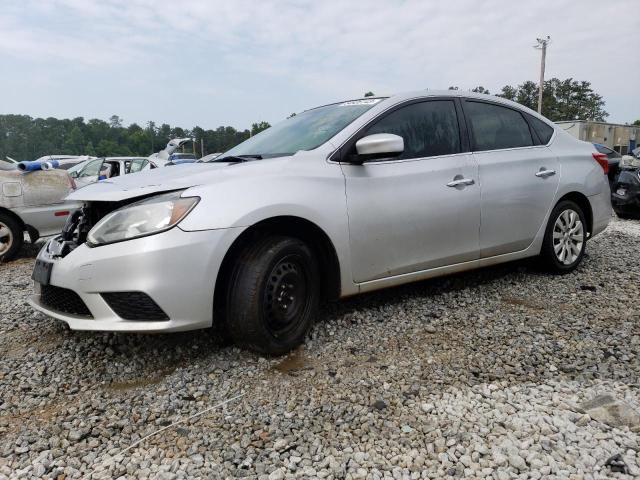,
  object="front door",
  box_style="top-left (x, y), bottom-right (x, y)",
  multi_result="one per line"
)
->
top-left (73, 158), bottom-right (104, 187)
top-left (341, 99), bottom-right (481, 283)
